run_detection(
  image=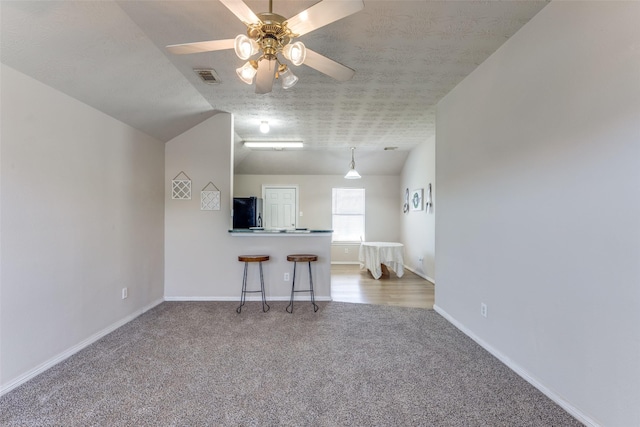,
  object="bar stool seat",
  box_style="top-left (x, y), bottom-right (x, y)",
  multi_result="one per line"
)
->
top-left (237, 255), bottom-right (270, 313)
top-left (286, 254), bottom-right (319, 313)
